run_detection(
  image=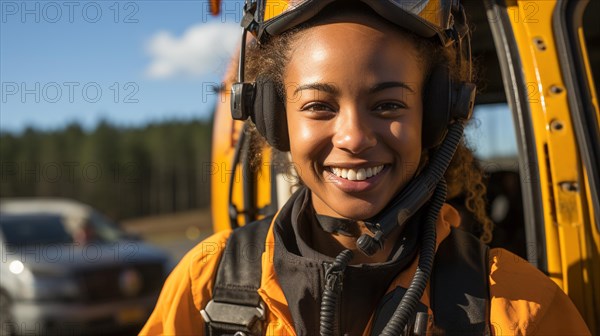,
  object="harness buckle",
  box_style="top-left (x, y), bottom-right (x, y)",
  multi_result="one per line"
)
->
top-left (201, 300), bottom-right (265, 335)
